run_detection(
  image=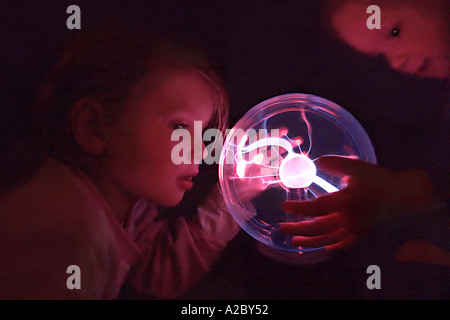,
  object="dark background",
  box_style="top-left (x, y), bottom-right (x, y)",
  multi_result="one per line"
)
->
top-left (0, 0), bottom-right (448, 299)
